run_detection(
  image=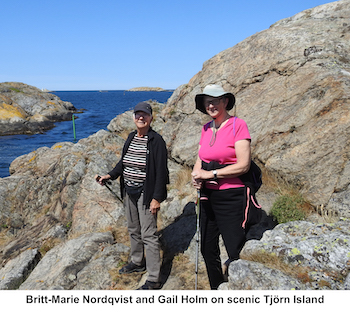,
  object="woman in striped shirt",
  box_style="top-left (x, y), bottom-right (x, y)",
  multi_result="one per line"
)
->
top-left (96, 101), bottom-right (169, 290)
